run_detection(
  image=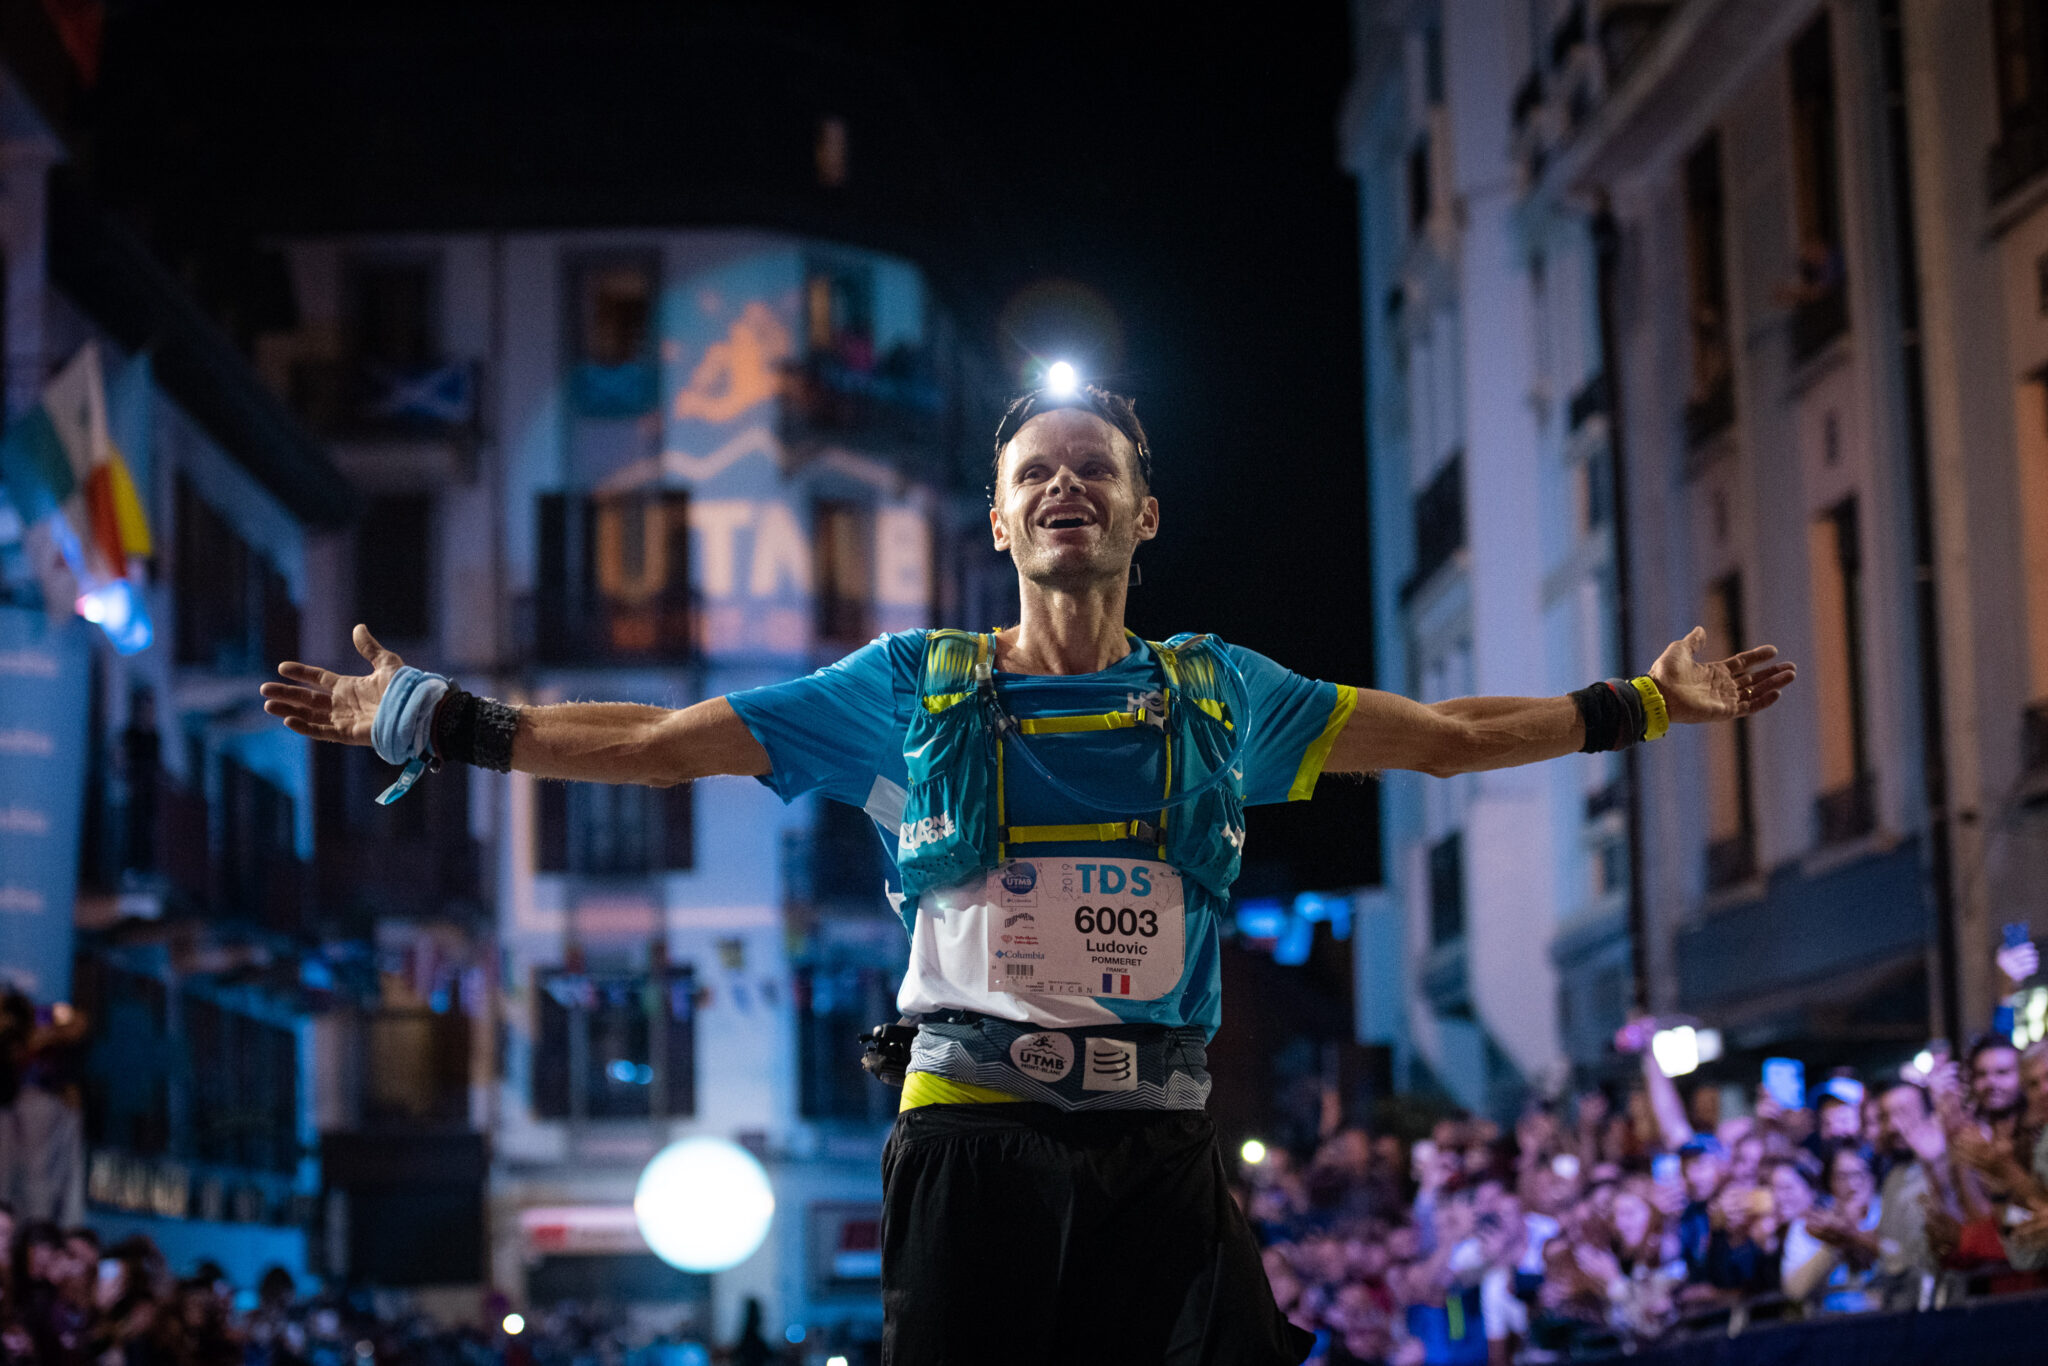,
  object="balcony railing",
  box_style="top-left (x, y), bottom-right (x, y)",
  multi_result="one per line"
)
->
top-left (291, 357), bottom-right (480, 441)
top-left (1704, 828), bottom-right (1757, 892)
top-left (526, 490), bottom-right (694, 666)
top-left (1788, 282), bottom-right (1850, 365)
top-left (1989, 108), bottom-right (2048, 207)
top-left (315, 745), bottom-right (483, 929)
top-left (1814, 770), bottom-right (1878, 847)
top-left (778, 347), bottom-right (943, 460)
